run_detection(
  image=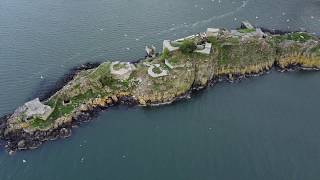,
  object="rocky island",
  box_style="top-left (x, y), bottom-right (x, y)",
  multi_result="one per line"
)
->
top-left (1, 22), bottom-right (320, 154)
